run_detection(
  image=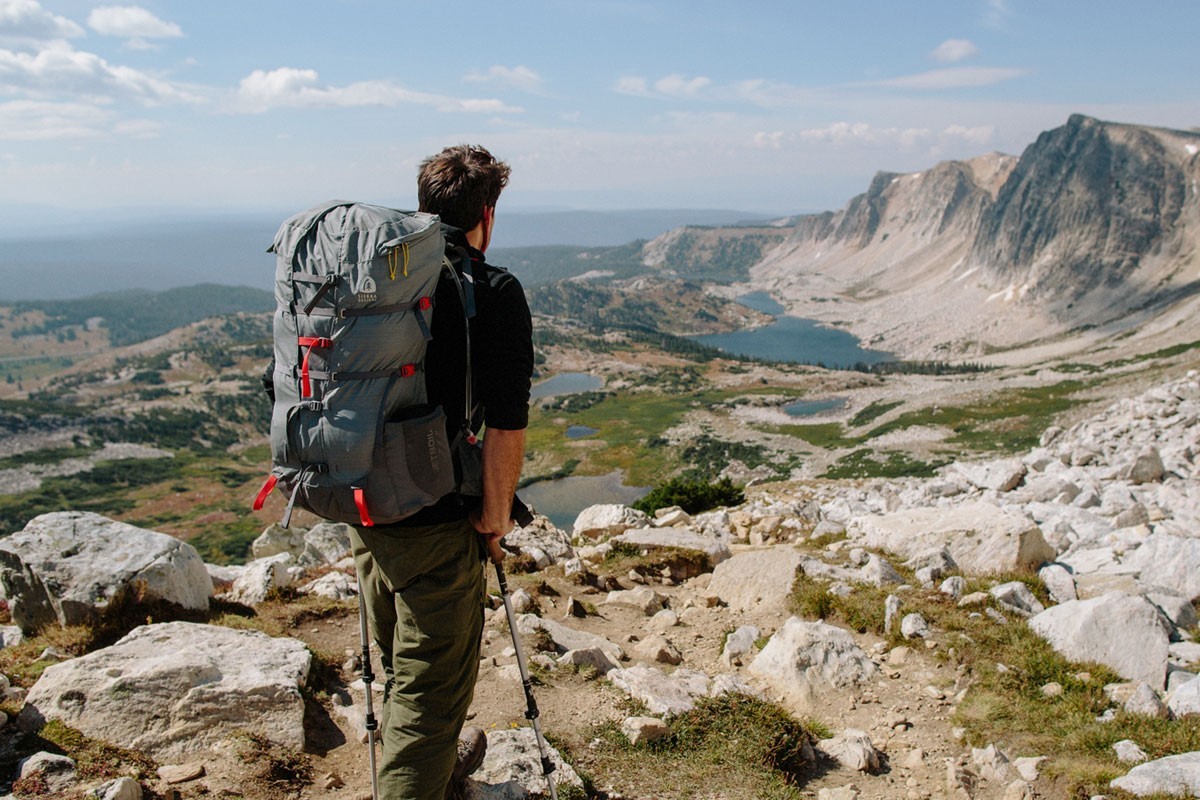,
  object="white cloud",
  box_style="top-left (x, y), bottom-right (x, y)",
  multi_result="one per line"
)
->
top-left (867, 66), bottom-right (1027, 90)
top-left (0, 99), bottom-right (110, 139)
top-left (0, 40), bottom-right (200, 104)
top-left (614, 75), bottom-right (649, 96)
top-left (88, 6), bottom-right (182, 39)
top-left (464, 64), bottom-right (543, 93)
top-left (753, 130), bottom-right (785, 150)
top-left (0, 0), bottom-right (84, 45)
top-left (233, 67), bottom-right (522, 114)
top-left (984, 0), bottom-right (1011, 28)
top-left (614, 73), bottom-right (711, 99)
top-left (931, 39), bottom-right (979, 64)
